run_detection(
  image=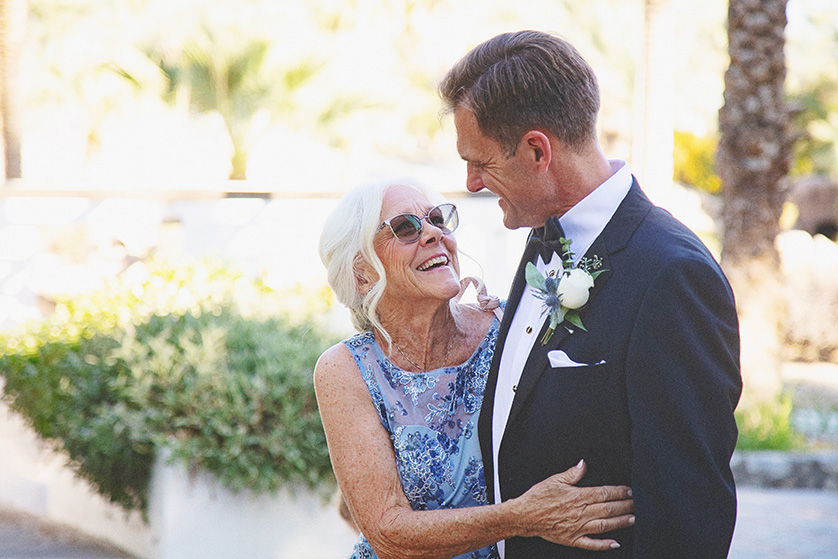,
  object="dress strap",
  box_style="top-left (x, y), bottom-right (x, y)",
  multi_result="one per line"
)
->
top-left (457, 277), bottom-right (503, 321)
